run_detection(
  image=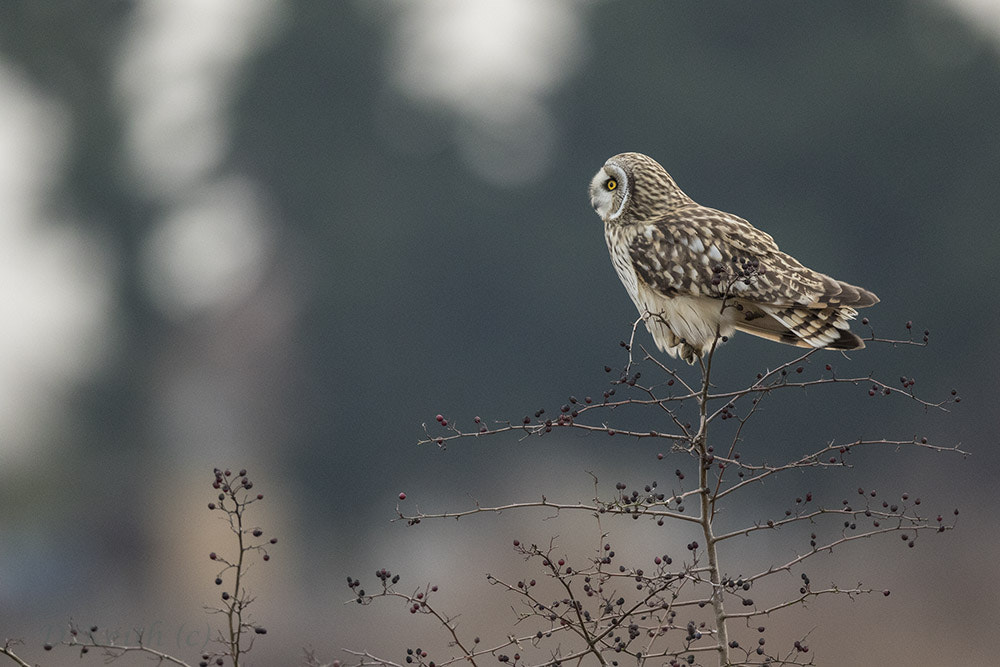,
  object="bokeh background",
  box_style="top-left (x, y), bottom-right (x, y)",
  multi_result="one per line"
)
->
top-left (1, 1), bottom-right (998, 665)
